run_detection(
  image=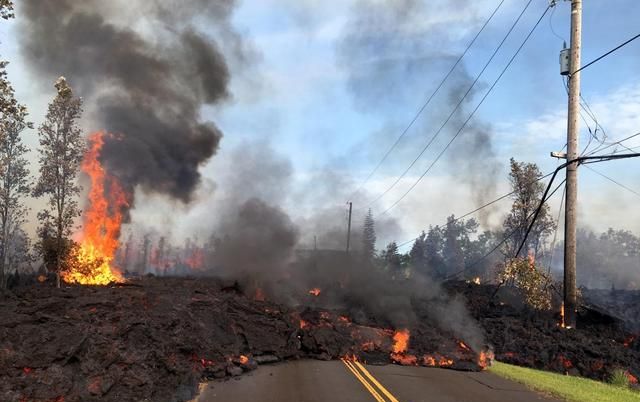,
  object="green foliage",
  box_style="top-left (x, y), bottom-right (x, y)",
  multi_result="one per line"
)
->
top-left (608, 369), bottom-right (631, 388)
top-left (503, 158), bottom-right (556, 259)
top-left (498, 257), bottom-right (553, 310)
top-left (33, 78), bottom-right (85, 277)
top-left (0, 60), bottom-right (32, 289)
top-left (491, 362), bottom-right (640, 402)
